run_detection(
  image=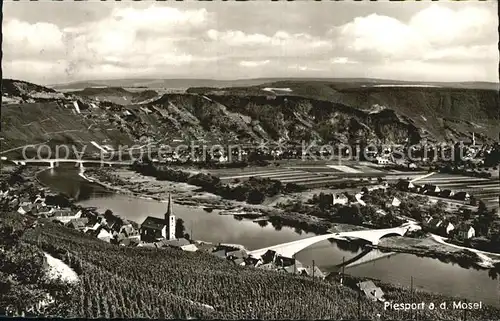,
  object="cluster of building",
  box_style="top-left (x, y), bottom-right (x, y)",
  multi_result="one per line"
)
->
top-left (394, 180), bottom-right (478, 240)
top-left (209, 246), bottom-right (326, 279)
top-left (423, 217), bottom-right (476, 240)
top-left (0, 185), bottom-right (77, 221)
top-left (395, 180), bottom-right (471, 202)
